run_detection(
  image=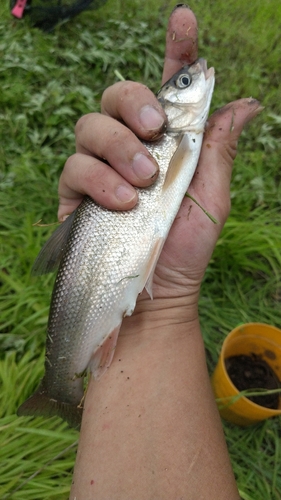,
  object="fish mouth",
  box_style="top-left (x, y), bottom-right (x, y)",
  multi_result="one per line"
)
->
top-left (197, 58), bottom-right (214, 80)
